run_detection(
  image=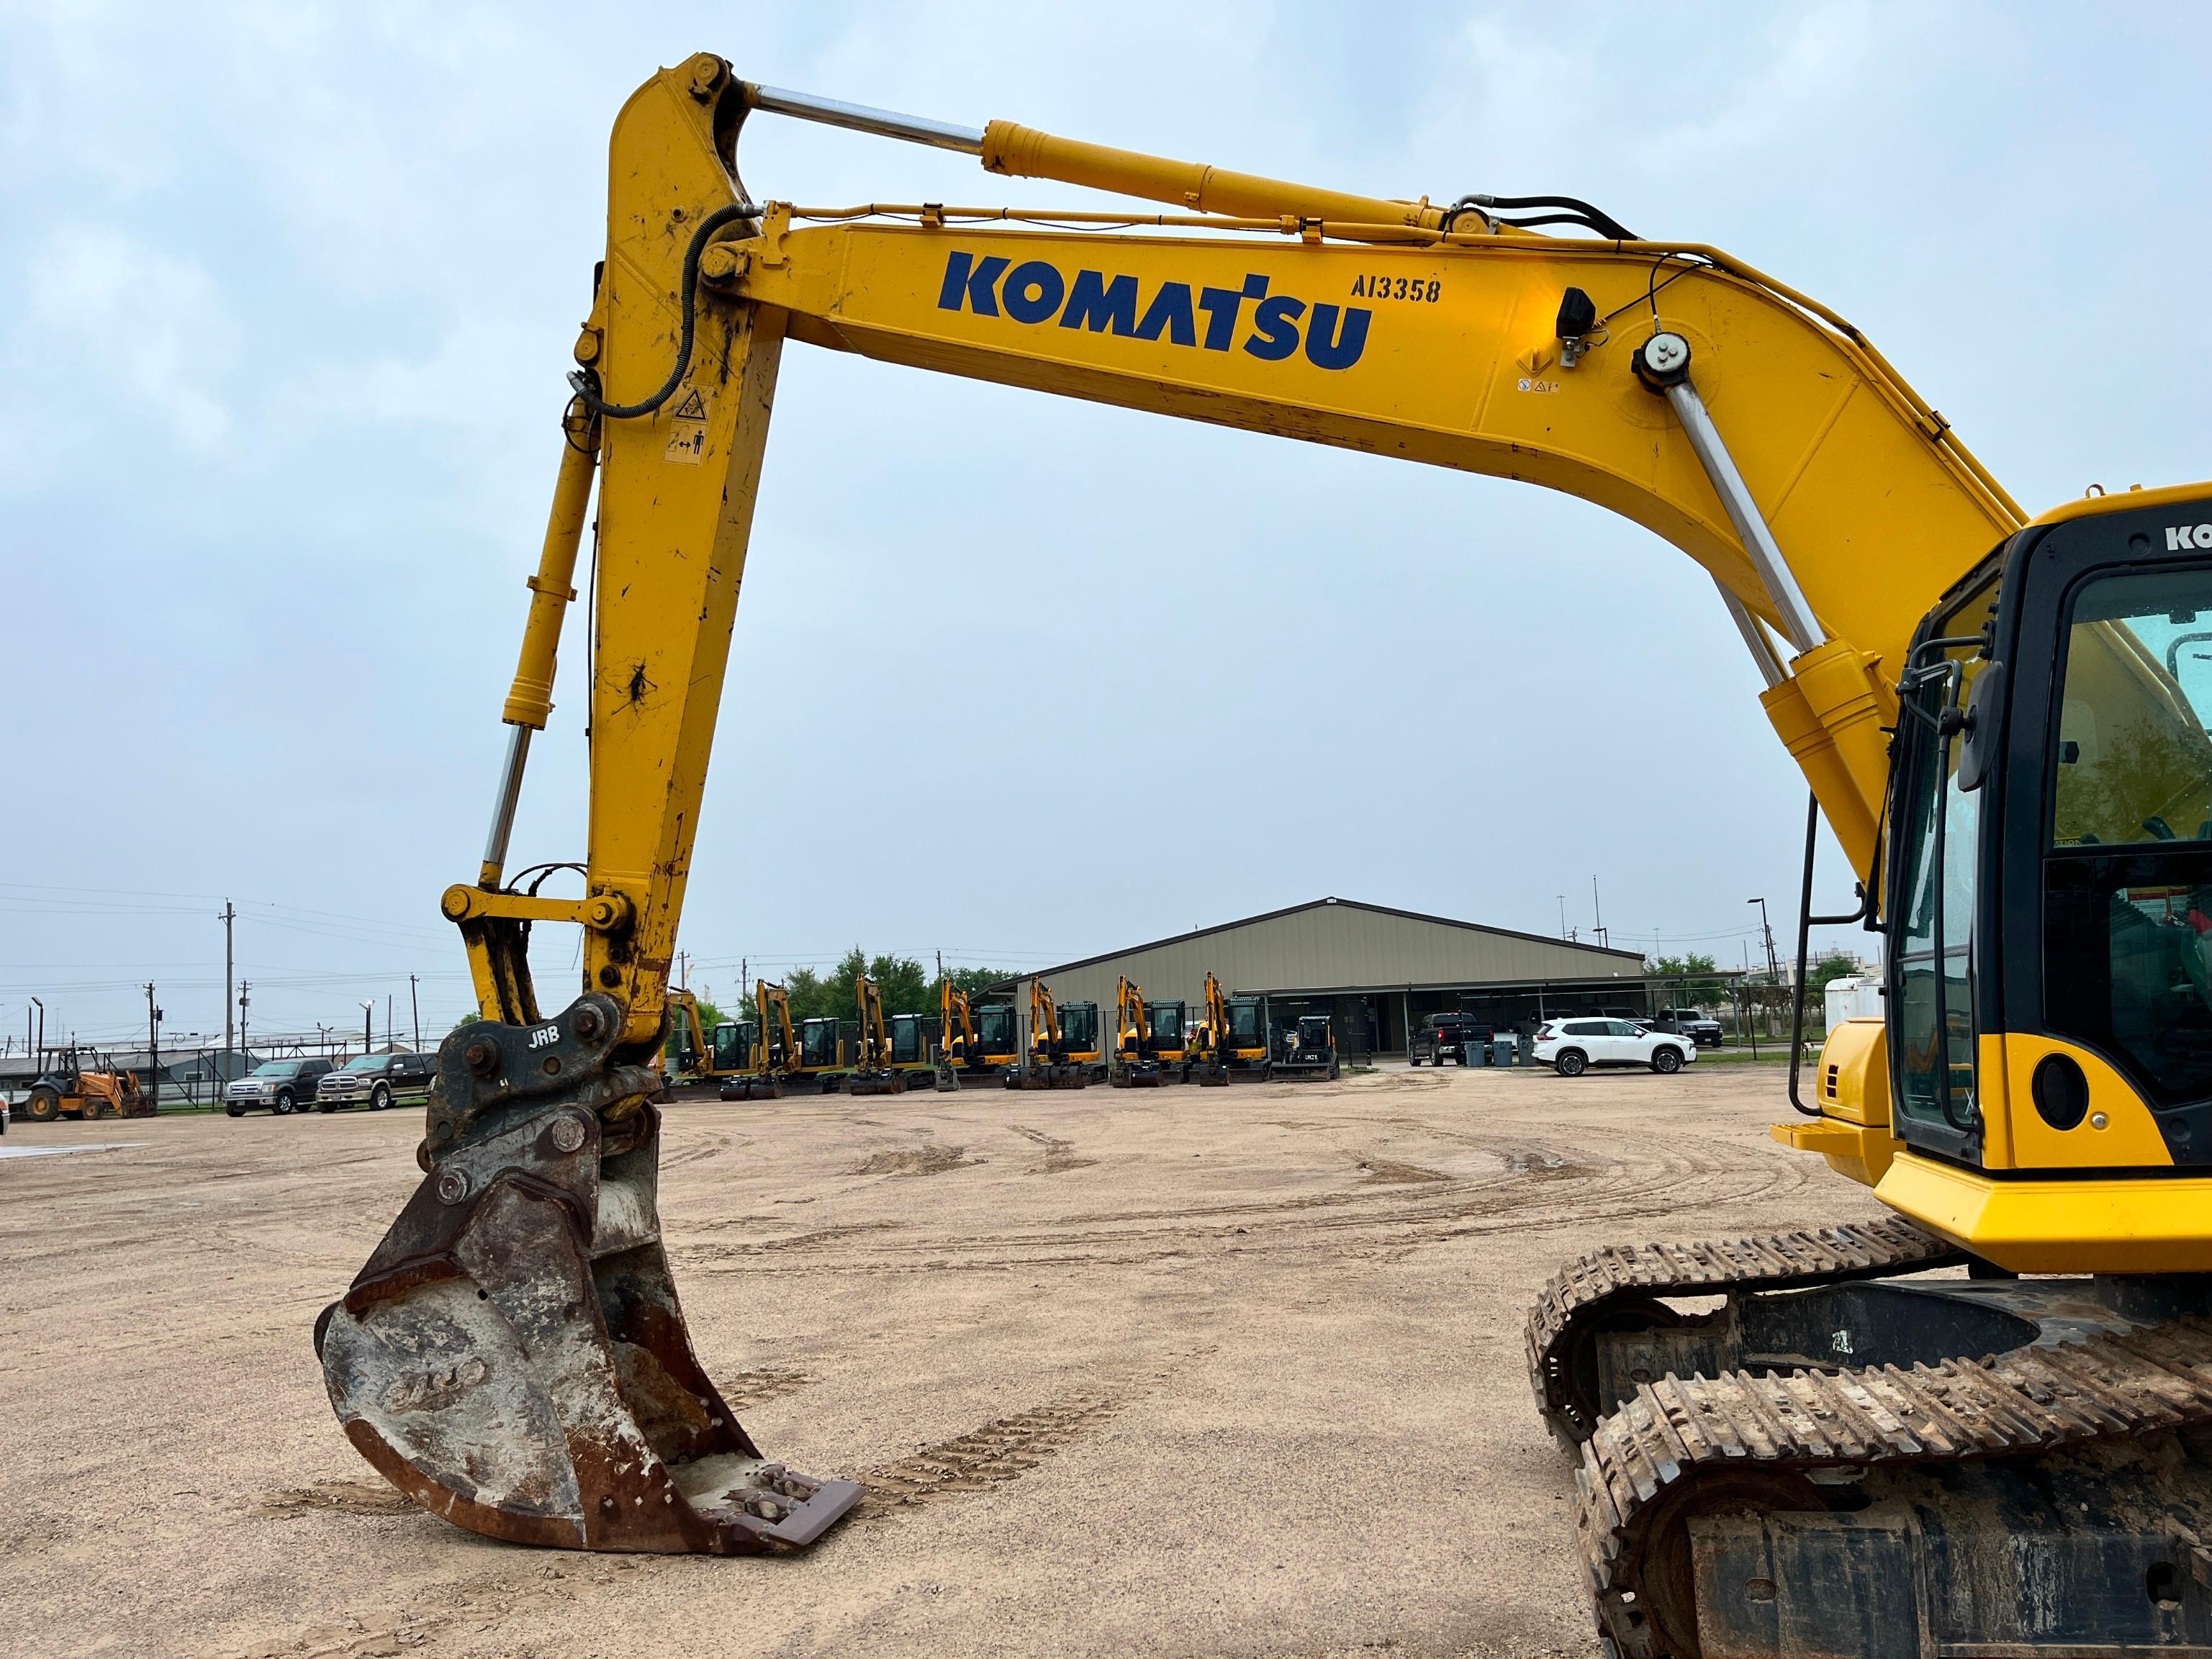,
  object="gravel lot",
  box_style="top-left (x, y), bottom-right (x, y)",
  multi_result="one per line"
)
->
top-left (0, 1062), bottom-right (1881, 1658)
